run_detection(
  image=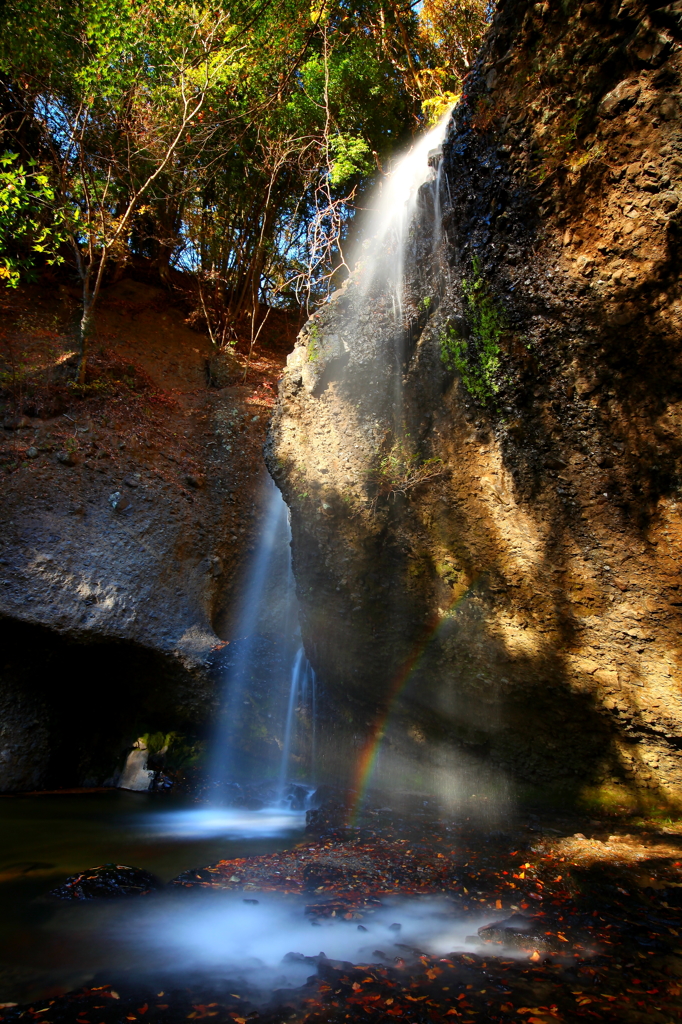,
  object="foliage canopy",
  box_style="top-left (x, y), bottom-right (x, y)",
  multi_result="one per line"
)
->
top-left (0, 0), bottom-right (492, 370)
